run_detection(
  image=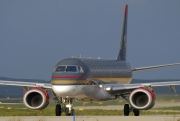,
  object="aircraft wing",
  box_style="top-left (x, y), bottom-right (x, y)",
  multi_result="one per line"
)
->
top-left (132, 63), bottom-right (180, 72)
top-left (104, 81), bottom-right (180, 93)
top-left (0, 80), bottom-right (52, 89)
